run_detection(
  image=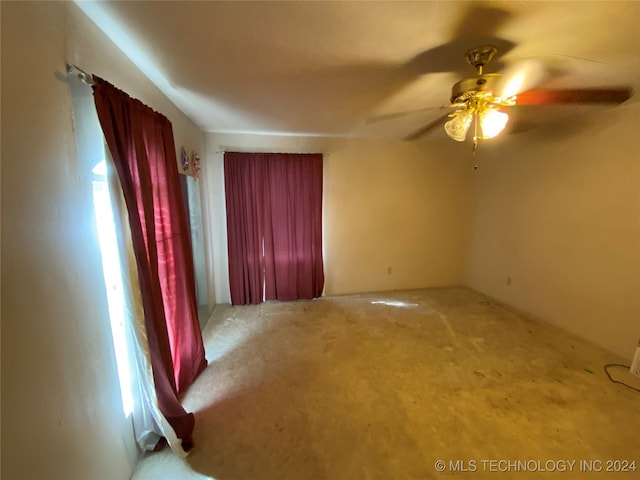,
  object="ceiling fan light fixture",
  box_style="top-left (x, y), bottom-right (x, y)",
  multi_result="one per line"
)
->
top-left (444, 110), bottom-right (472, 142)
top-left (479, 108), bottom-right (509, 139)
